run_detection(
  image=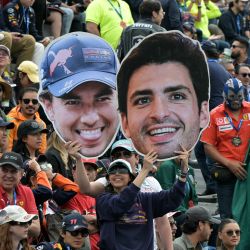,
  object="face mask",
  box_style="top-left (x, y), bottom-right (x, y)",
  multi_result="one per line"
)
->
top-left (224, 78), bottom-right (244, 111)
